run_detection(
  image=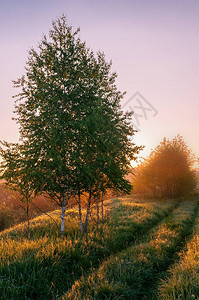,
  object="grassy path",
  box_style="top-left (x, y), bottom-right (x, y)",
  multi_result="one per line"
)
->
top-left (63, 200), bottom-right (198, 300)
top-left (158, 199), bottom-right (199, 299)
top-left (0, 197), bottom-right (176, 299)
